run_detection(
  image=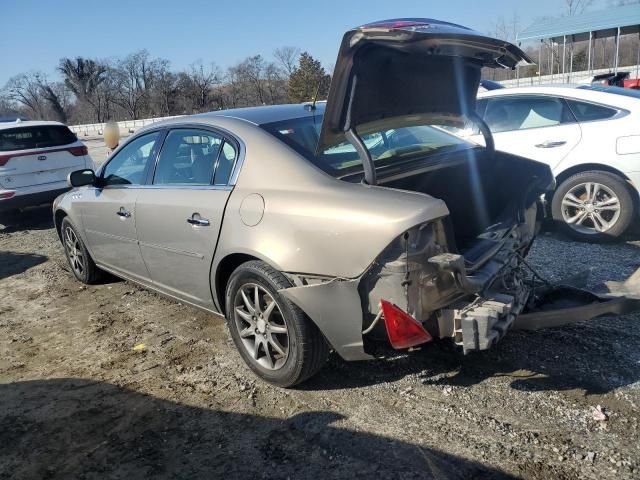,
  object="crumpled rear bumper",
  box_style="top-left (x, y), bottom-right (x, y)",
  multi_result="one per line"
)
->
top-left (280, 279), bottom-right (372, 361)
